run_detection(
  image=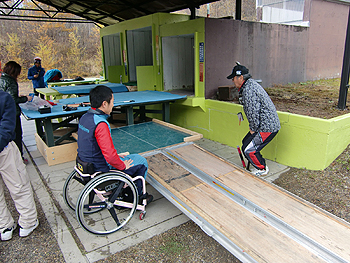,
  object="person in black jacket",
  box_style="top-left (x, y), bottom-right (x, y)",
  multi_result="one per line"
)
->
top-left (0, 90), bottom-right (38, 241)
top-left (0, 61), bottom-right (33, 164)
